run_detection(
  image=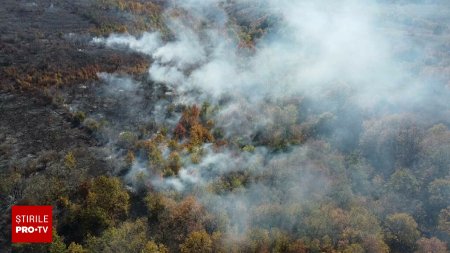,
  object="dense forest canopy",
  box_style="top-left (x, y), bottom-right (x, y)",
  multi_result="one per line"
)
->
top-left (0, 0), bottom-right (449, 252)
